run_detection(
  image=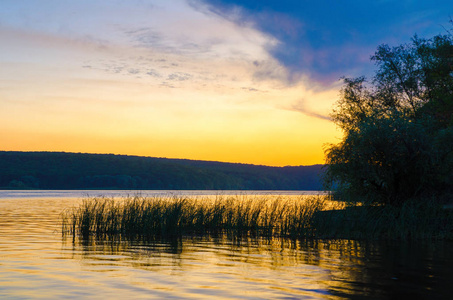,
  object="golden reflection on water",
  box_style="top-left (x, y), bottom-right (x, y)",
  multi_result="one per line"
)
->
top-left (1, 194), bottom-right (453, 299)
top-left (63, 236), bottom-right (335, 299)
